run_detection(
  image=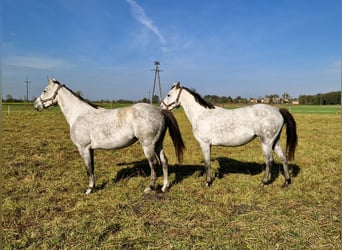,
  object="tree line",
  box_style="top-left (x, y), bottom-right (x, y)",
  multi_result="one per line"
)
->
top-left (3, 91), bottom-right (341, 105)
top-left (298, 91), bottom-right (341, 105)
